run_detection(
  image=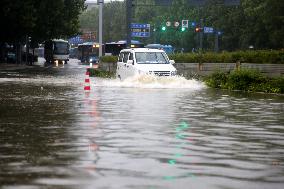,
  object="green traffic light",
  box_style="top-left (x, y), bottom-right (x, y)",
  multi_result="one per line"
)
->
top-left (162, 26), bottom-right (166, 31)
top-left (181, 27), bottom-right (186, 32)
